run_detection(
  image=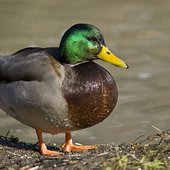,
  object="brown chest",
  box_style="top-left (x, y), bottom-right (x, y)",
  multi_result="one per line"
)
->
top-left (62, 62), bottom-right (118, 129)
